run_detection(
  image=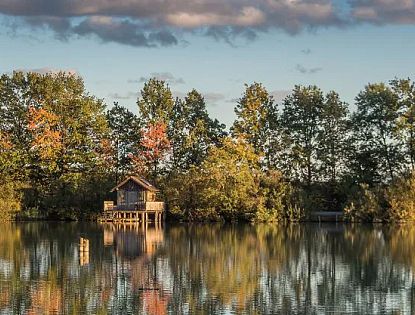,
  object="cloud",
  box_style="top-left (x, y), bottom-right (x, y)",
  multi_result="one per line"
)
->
top-left (108, 91), bottom-right (139, 100)
top-left (0, 0), bottom-right (344, 46)
top-left (130, 72), bottom-right (185, 85)
top-left (203, 92), bottom-right (226, 105)
top-left (270, 89), bottom-right (291, 102)
top-left (2, 0), bottom-right (414, 47)
top-left (17, 67), bottom-right (78, 75)
top-left (295, 64), bottom-right (322, 74)
top-left (227, 89), bottom-right (290, 104)
top-left (72, 17), bottom-right (178, 47)
top-left (351, 0), bottom-right (415, 24)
